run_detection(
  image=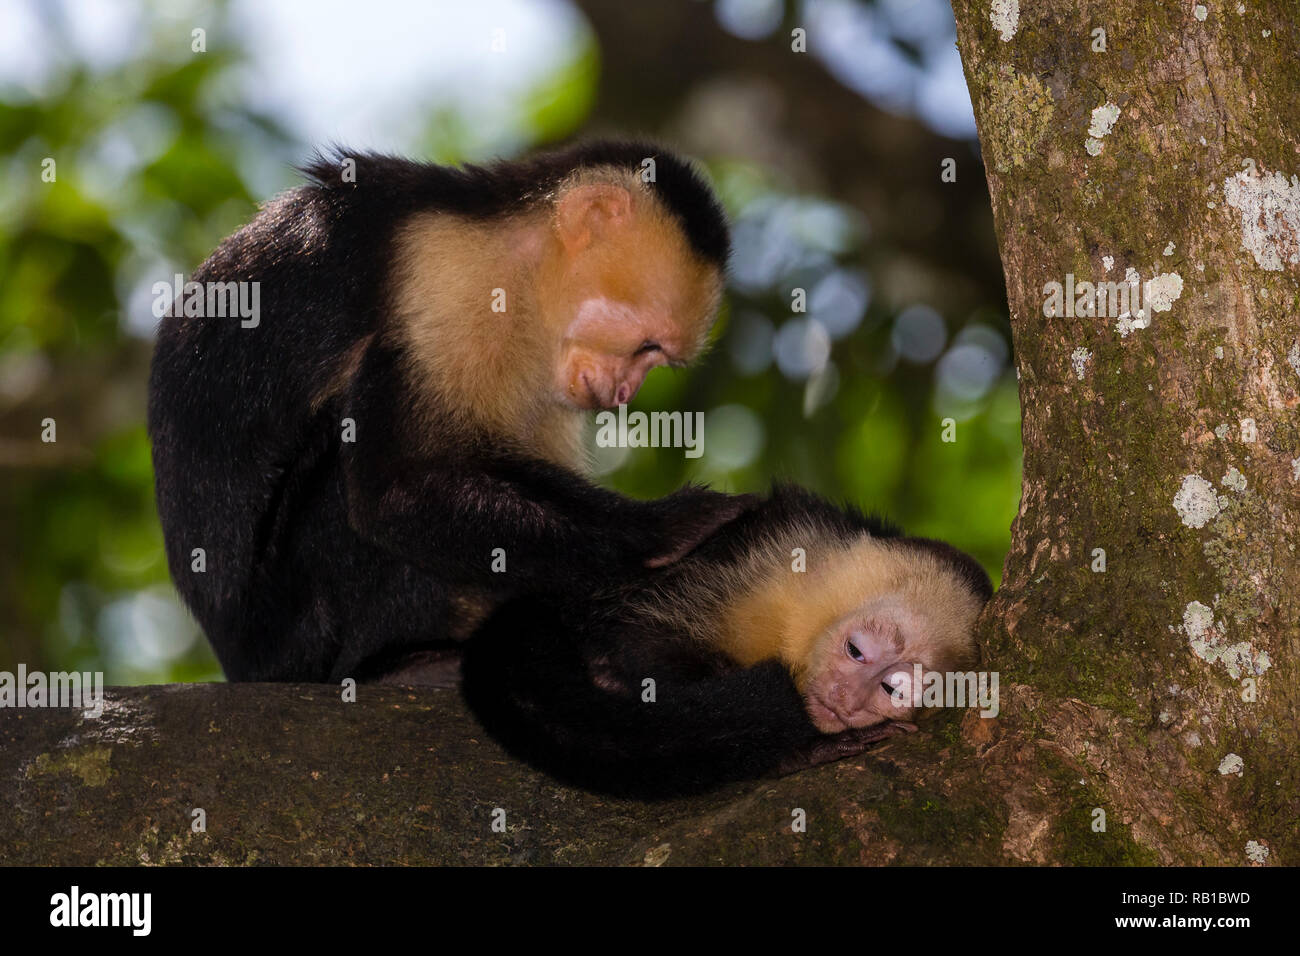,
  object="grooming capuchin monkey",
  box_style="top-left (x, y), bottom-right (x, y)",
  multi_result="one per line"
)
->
top-left (147, 141), bottom-right (748, 682)
top-left (461, 484), bottom-right (992, 798)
